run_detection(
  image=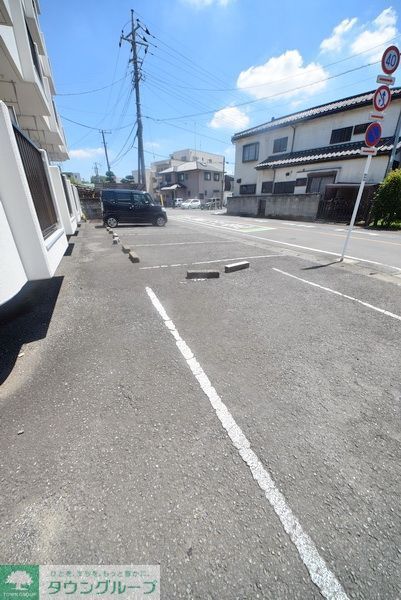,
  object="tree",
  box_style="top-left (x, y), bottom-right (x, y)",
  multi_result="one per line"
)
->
top-left (371, 169), bottom-right (401, 227)
top-left (6, 571), bottom-right (32, 590)
top-left (105, 170), bottom-right (116, 182)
